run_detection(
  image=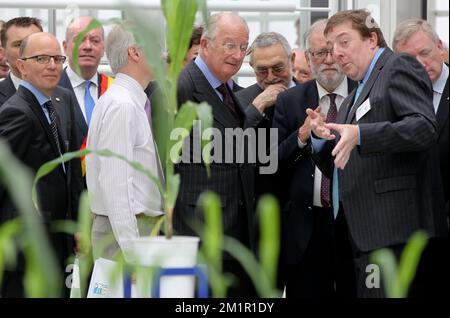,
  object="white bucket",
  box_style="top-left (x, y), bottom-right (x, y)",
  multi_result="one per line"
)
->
top-left (124, 236), bottom-right (200, 298)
